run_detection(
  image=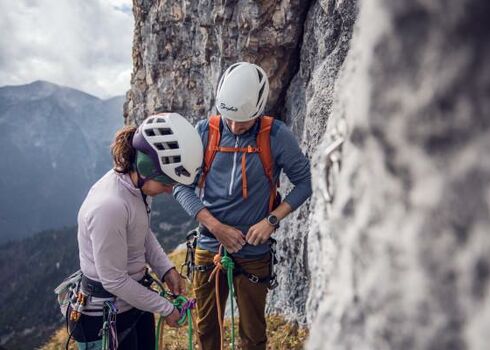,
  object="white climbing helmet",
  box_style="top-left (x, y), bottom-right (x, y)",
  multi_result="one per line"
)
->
top-left (132, 113), bottom-right (203, 185)
top-left (216, 62), bottom-right (270, 121)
